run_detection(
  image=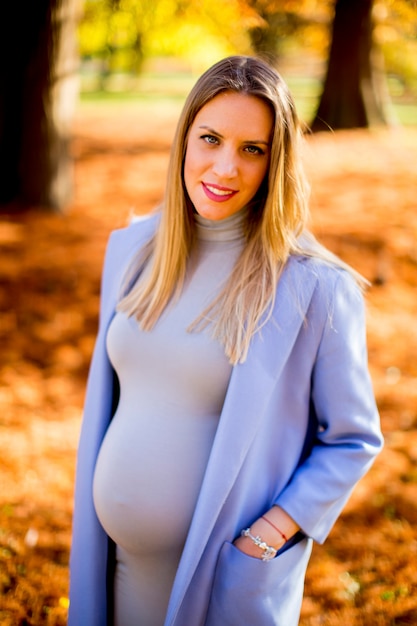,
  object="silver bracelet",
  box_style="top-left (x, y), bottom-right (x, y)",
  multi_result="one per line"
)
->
top-left (241, 528), bottom-right (277, 561)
